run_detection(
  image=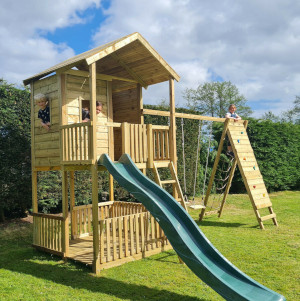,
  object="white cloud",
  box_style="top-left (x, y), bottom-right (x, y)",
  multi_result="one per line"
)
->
top-left (0, 0), bottom-right (101, 85)
top-left (92, 0), bottom-right (300, 115)
top-left (1, 0), bottom-right (299, 117)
